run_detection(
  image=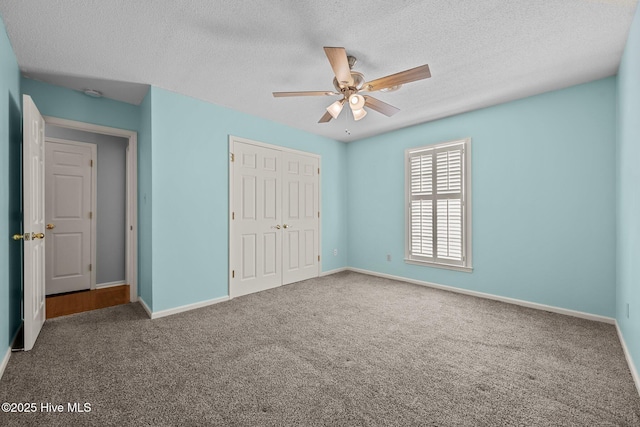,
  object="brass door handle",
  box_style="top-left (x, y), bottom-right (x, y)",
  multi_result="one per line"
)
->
top-left (13, 233), bottom-right (33, 241)
top-left (46, 223), bottom-right (56, 230)
top-left (283, 224), bottom-right (290, 229)
top-left (271, 225), bottom-right (281, 229)
top-left (32, 232), bottom-right (45, 240)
